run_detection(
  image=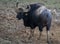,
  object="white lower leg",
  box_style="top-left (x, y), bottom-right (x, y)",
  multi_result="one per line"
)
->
top-left (28, 30), bottom-right (34, 39)
top-left (47, 31), bottom-right (51, 43)
top-left (38, 32), bottom-right (42, 40)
